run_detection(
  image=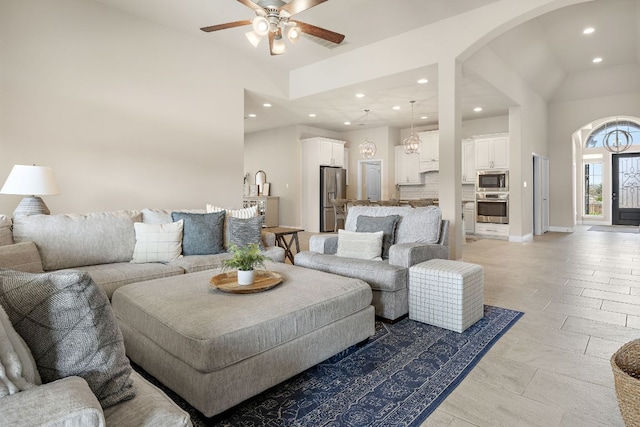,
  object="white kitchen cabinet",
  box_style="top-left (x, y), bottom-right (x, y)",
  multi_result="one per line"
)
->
top-left (463, 202), bottom-right (475, 234)
top-left (462, 139), bottom-right (476, 183)
top-left (318, 139), bottom-right (345, 166)
top-left (475, 222), bottom-right (509, 239)
top-left (395, 145), bottom-right (421, 185)
top-left (300, 137), bottom-right (347, 232)
top-left (475, 134), bottom-right (509, 169)
top-left (418, 131), bottom-right (439, 172)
